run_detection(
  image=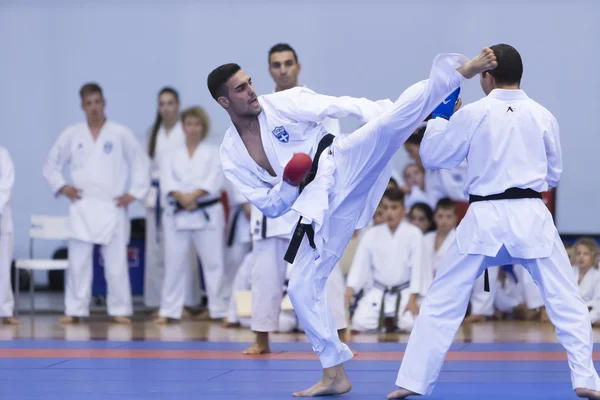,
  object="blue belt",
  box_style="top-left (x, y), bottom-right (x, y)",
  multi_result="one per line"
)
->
top-left (151, 180), bottom-right (161, 243)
